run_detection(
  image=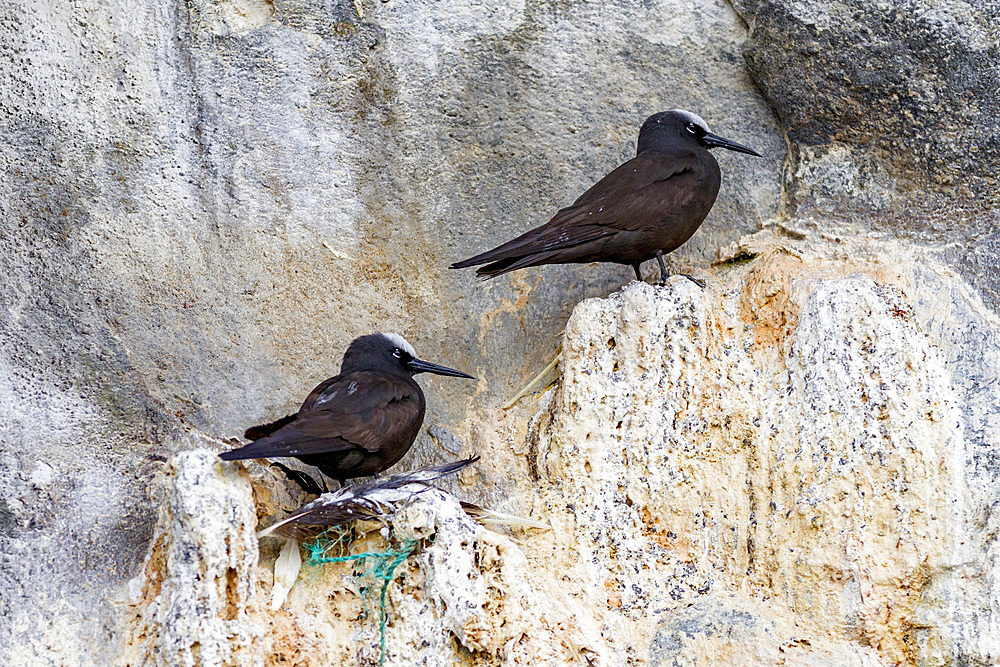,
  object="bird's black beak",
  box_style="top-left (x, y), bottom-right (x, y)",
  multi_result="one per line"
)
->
top-left (407, 358), bottom-right (475, 379)
top-left (702, 132), bottom-right (762, 157)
